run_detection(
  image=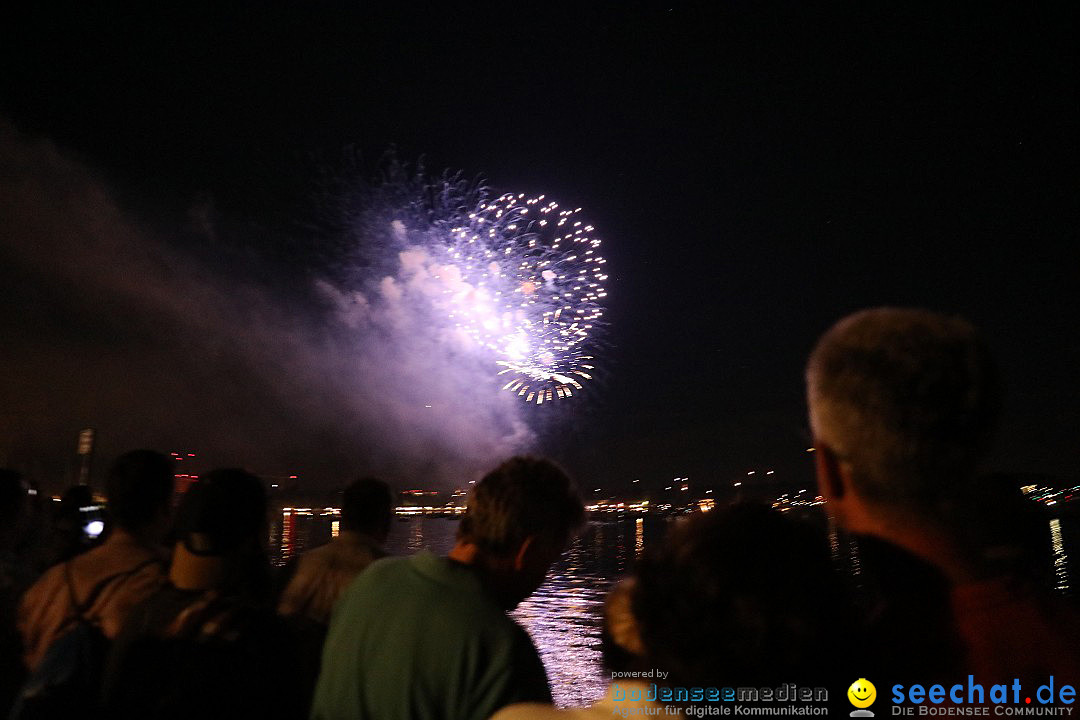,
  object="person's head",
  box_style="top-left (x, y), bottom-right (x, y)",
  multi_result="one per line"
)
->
top-left (172, 468), bottom-right (270, 597)
top-left (58, 485), bottom-right (95, 520)
top-left (176, 468), bottom-right (267, 558)
top-left (105, 450), bottom-right (175, 539)
top-left (631, 504), bottom-right (853, 687)
top-left (455, 456), bottom-right (585, 608)
top-left (806, 308), bottom-right (999, 530)
top-left (341, 476), bottom-right (393, 542)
